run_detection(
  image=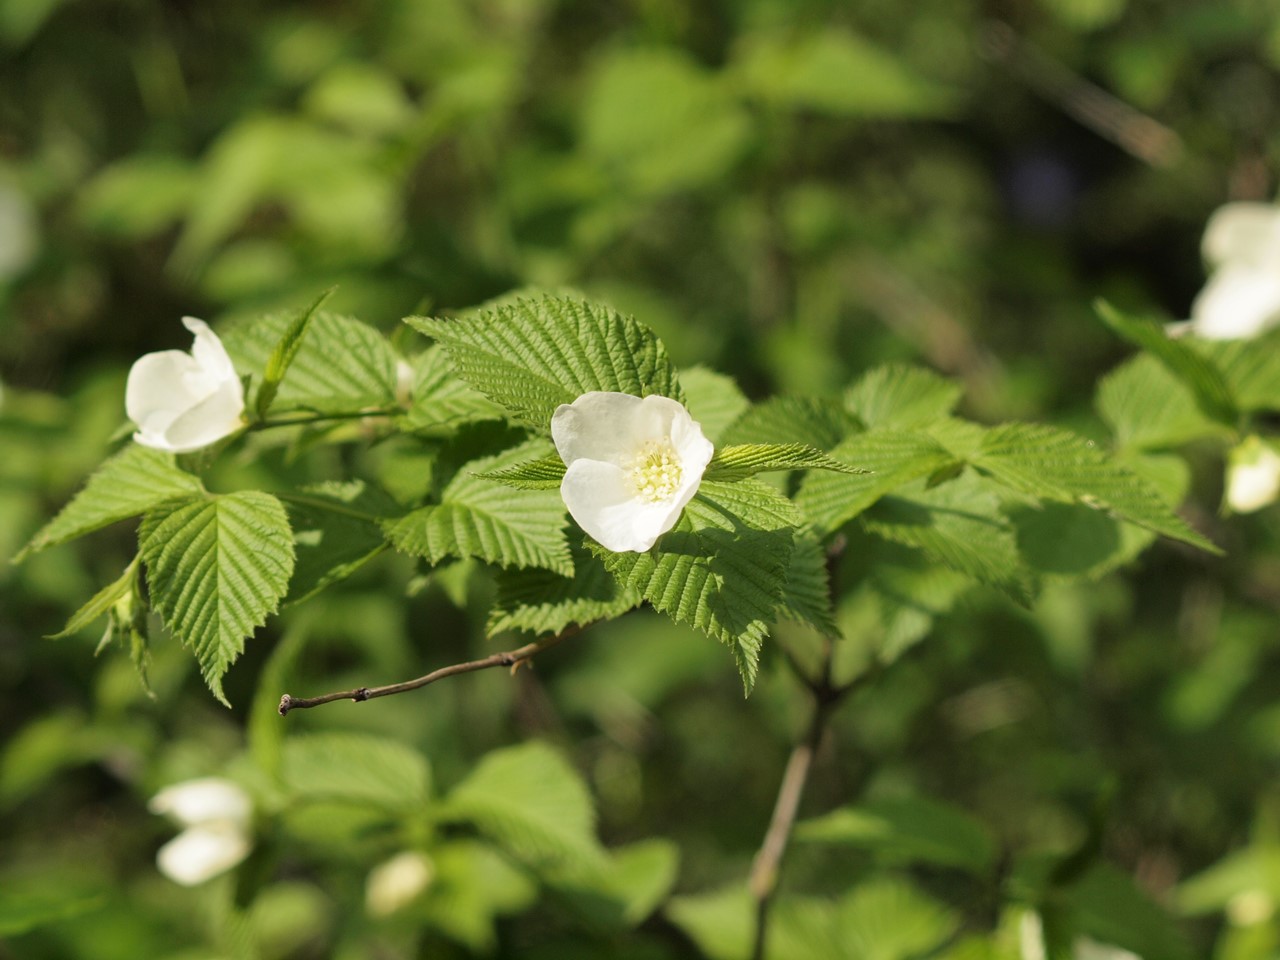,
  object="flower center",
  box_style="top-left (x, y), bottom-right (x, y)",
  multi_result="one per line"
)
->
top-left (626, 439), bottom-right (683, 503)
